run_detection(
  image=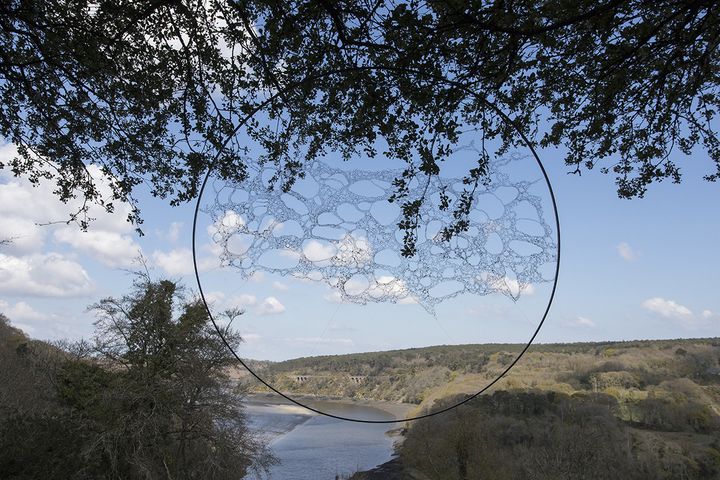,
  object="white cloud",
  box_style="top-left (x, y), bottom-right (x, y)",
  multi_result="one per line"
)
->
top-left (617, 242), bottom-right (637, 262)
top-left (0, 217), bottom-right (47, 255)
top-left (198, 244), bottom-right (222, 272)
top-left (248, 271), bottom-right (265, 282)
top-left (210, 210), bottom-right (246, 235)
top-left (202, 291), bottom-right (257, 314)
top-left (272, 281), bottom-right (289, 291)
top-left (324, 275), bottom-right (417, 305)
top-left (0, 300), bottom-right (78, 339)
top-left (302, 240), bottom-right (337, 261)
top-left (0, 299), bottom-right (48, 322)
top-left (0, 148), bottom-right (70, 230)
top-left (8, 321), bottom-right (37, 337)
top-left (573, 316), bottom-right (596, 328)
top-left (0, 306), bottom-right (86, 340)
top-left (0, 158), bottom-right (135, 235)
top-left (335, 234), bottom-right (373, 266)
top-left (344, 276), bottom-right (369, 296)
top-left (229, 294), bottom-right (258, 308)
top-left (54, 227), bottom-right (140, 267)
top-left (241, 333), bottom-right (262, 342)
top-left (368, 275), bottom-right (416, 303)
top-left (0, 147), bottom-right (142, 267)
top-left (324, 290), bottom-right (344, 304)
top-left (205, 211), bottom-right (249, 263)
top-left (152, 248), bottom-right (194, 276)
top-left (641, 298), bottom-right (719, 330)
top-left (324, 279), bottom-right (365, 303)
top-left (488, 275), bottom-right (535, 298)
top-left (0, 253), bottom-right (94, 297)
top-left (642, 297), bottom-right (693, 320)
top-left (374, 275), bottom-right (405, 291)
top-left (397, 295), bottom-right (419, 305)
top-left (279, 249), bottom-right (301, 259)
top-left (204, 291), bottom-right (226, 307)
top-left (257, 296), bottom-right (285, 315)
top-left (152, 247), bottom-right (218, 276)
top-left (157, 222), bottom-right (183, 243)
